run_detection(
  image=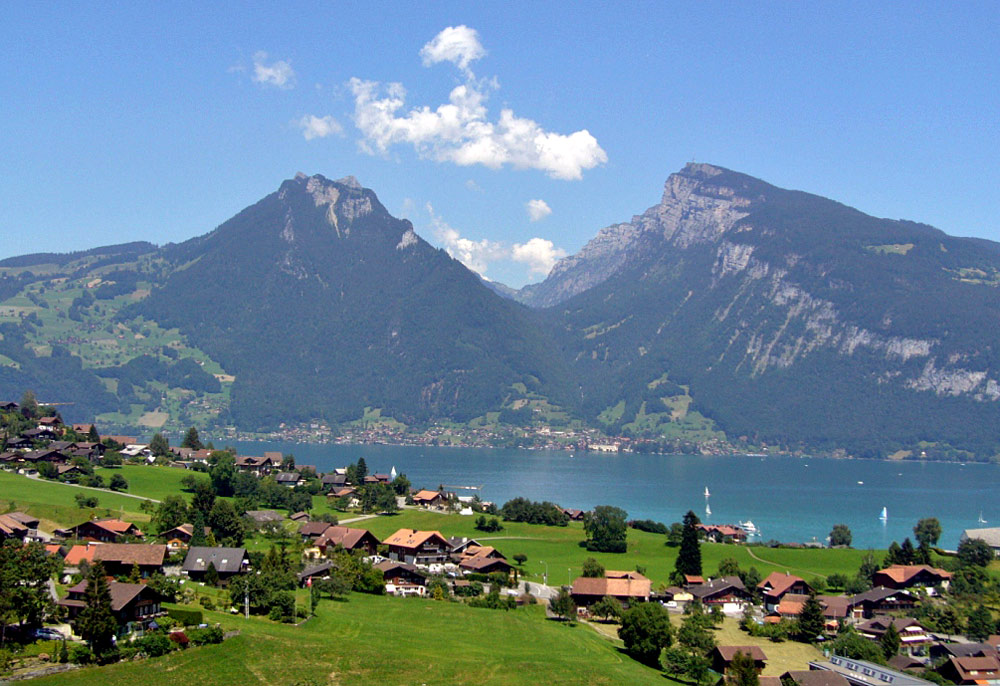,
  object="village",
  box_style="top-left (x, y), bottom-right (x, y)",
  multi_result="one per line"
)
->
top-left (2, 396), bottom-right (1000, 686)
